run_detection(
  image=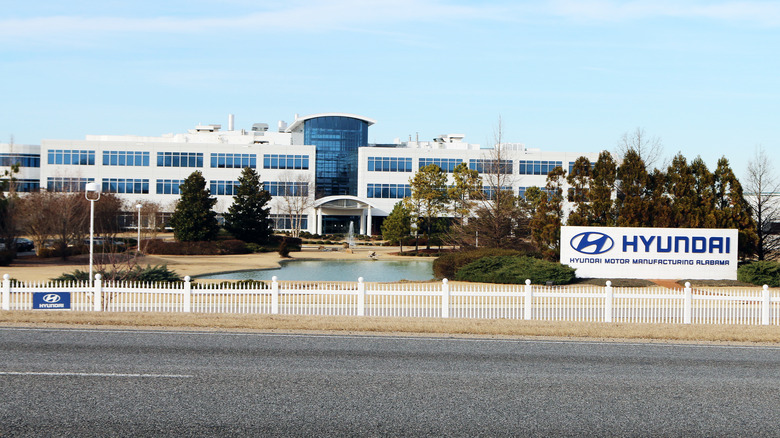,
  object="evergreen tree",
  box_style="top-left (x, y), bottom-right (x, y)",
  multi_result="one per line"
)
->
top-left (566, 156), bottom-right (593, 226)
top-left (169, 171), bottom-right (219, 242)
top-left (530, 166), bottom-right (565, 261)
top-left (615, 150), bottom-right (649, 227)
top-left (408, 164), bottom-right (449, 249)
top-left (381, 202), bottom-right (412, 252)
top-left (223, 167), bottom-right (273, 244)
top-left (713, 157), bottom-right (757, 258)
top-left (589, 151), bottom-right (617, 226)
